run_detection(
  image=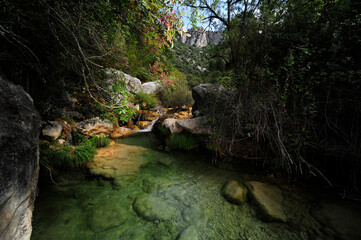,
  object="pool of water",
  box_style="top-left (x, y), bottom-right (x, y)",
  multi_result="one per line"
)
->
top-left (31, 134), bottom-right (361, 240)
